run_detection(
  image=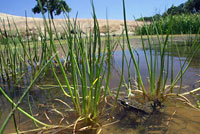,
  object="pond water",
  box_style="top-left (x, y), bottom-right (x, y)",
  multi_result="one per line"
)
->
top-left (0, 37), bottom-right (200, 134)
